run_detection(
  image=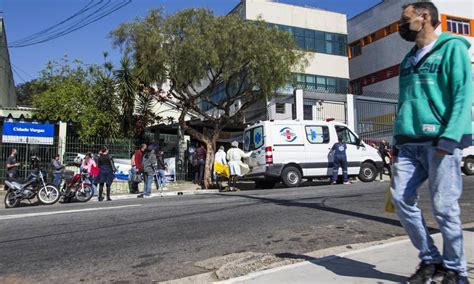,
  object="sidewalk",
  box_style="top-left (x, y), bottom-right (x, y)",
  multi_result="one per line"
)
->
top-left (0, 181), bottom-right (219, 200)
top-left (217, 228), bottom-right (474, 283)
